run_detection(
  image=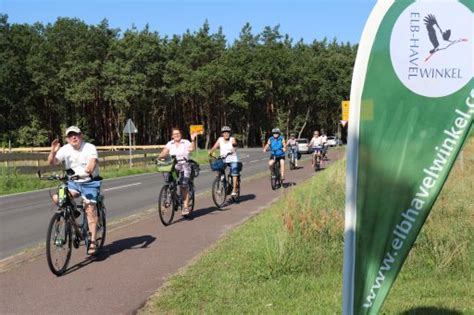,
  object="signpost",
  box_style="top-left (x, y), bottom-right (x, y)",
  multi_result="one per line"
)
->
top-left (123, 119), bottom-right (138, 167)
